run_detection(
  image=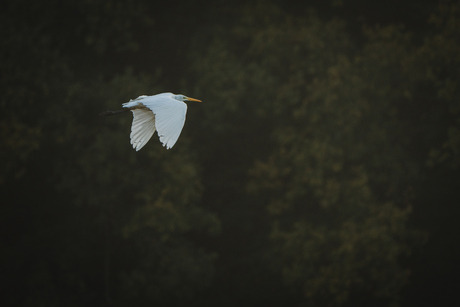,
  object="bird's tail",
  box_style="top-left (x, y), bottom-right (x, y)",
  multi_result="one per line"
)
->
top-left (99, 109), bottom-right (130, 116)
